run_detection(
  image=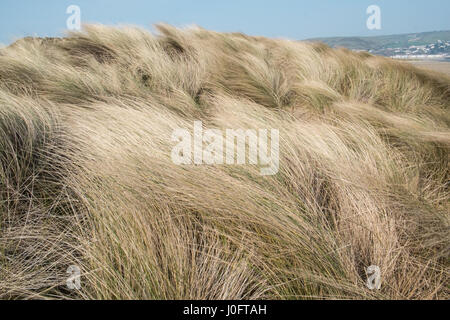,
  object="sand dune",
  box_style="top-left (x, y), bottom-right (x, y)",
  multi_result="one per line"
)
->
top-left (0, 25), bottom-right (449, 300)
